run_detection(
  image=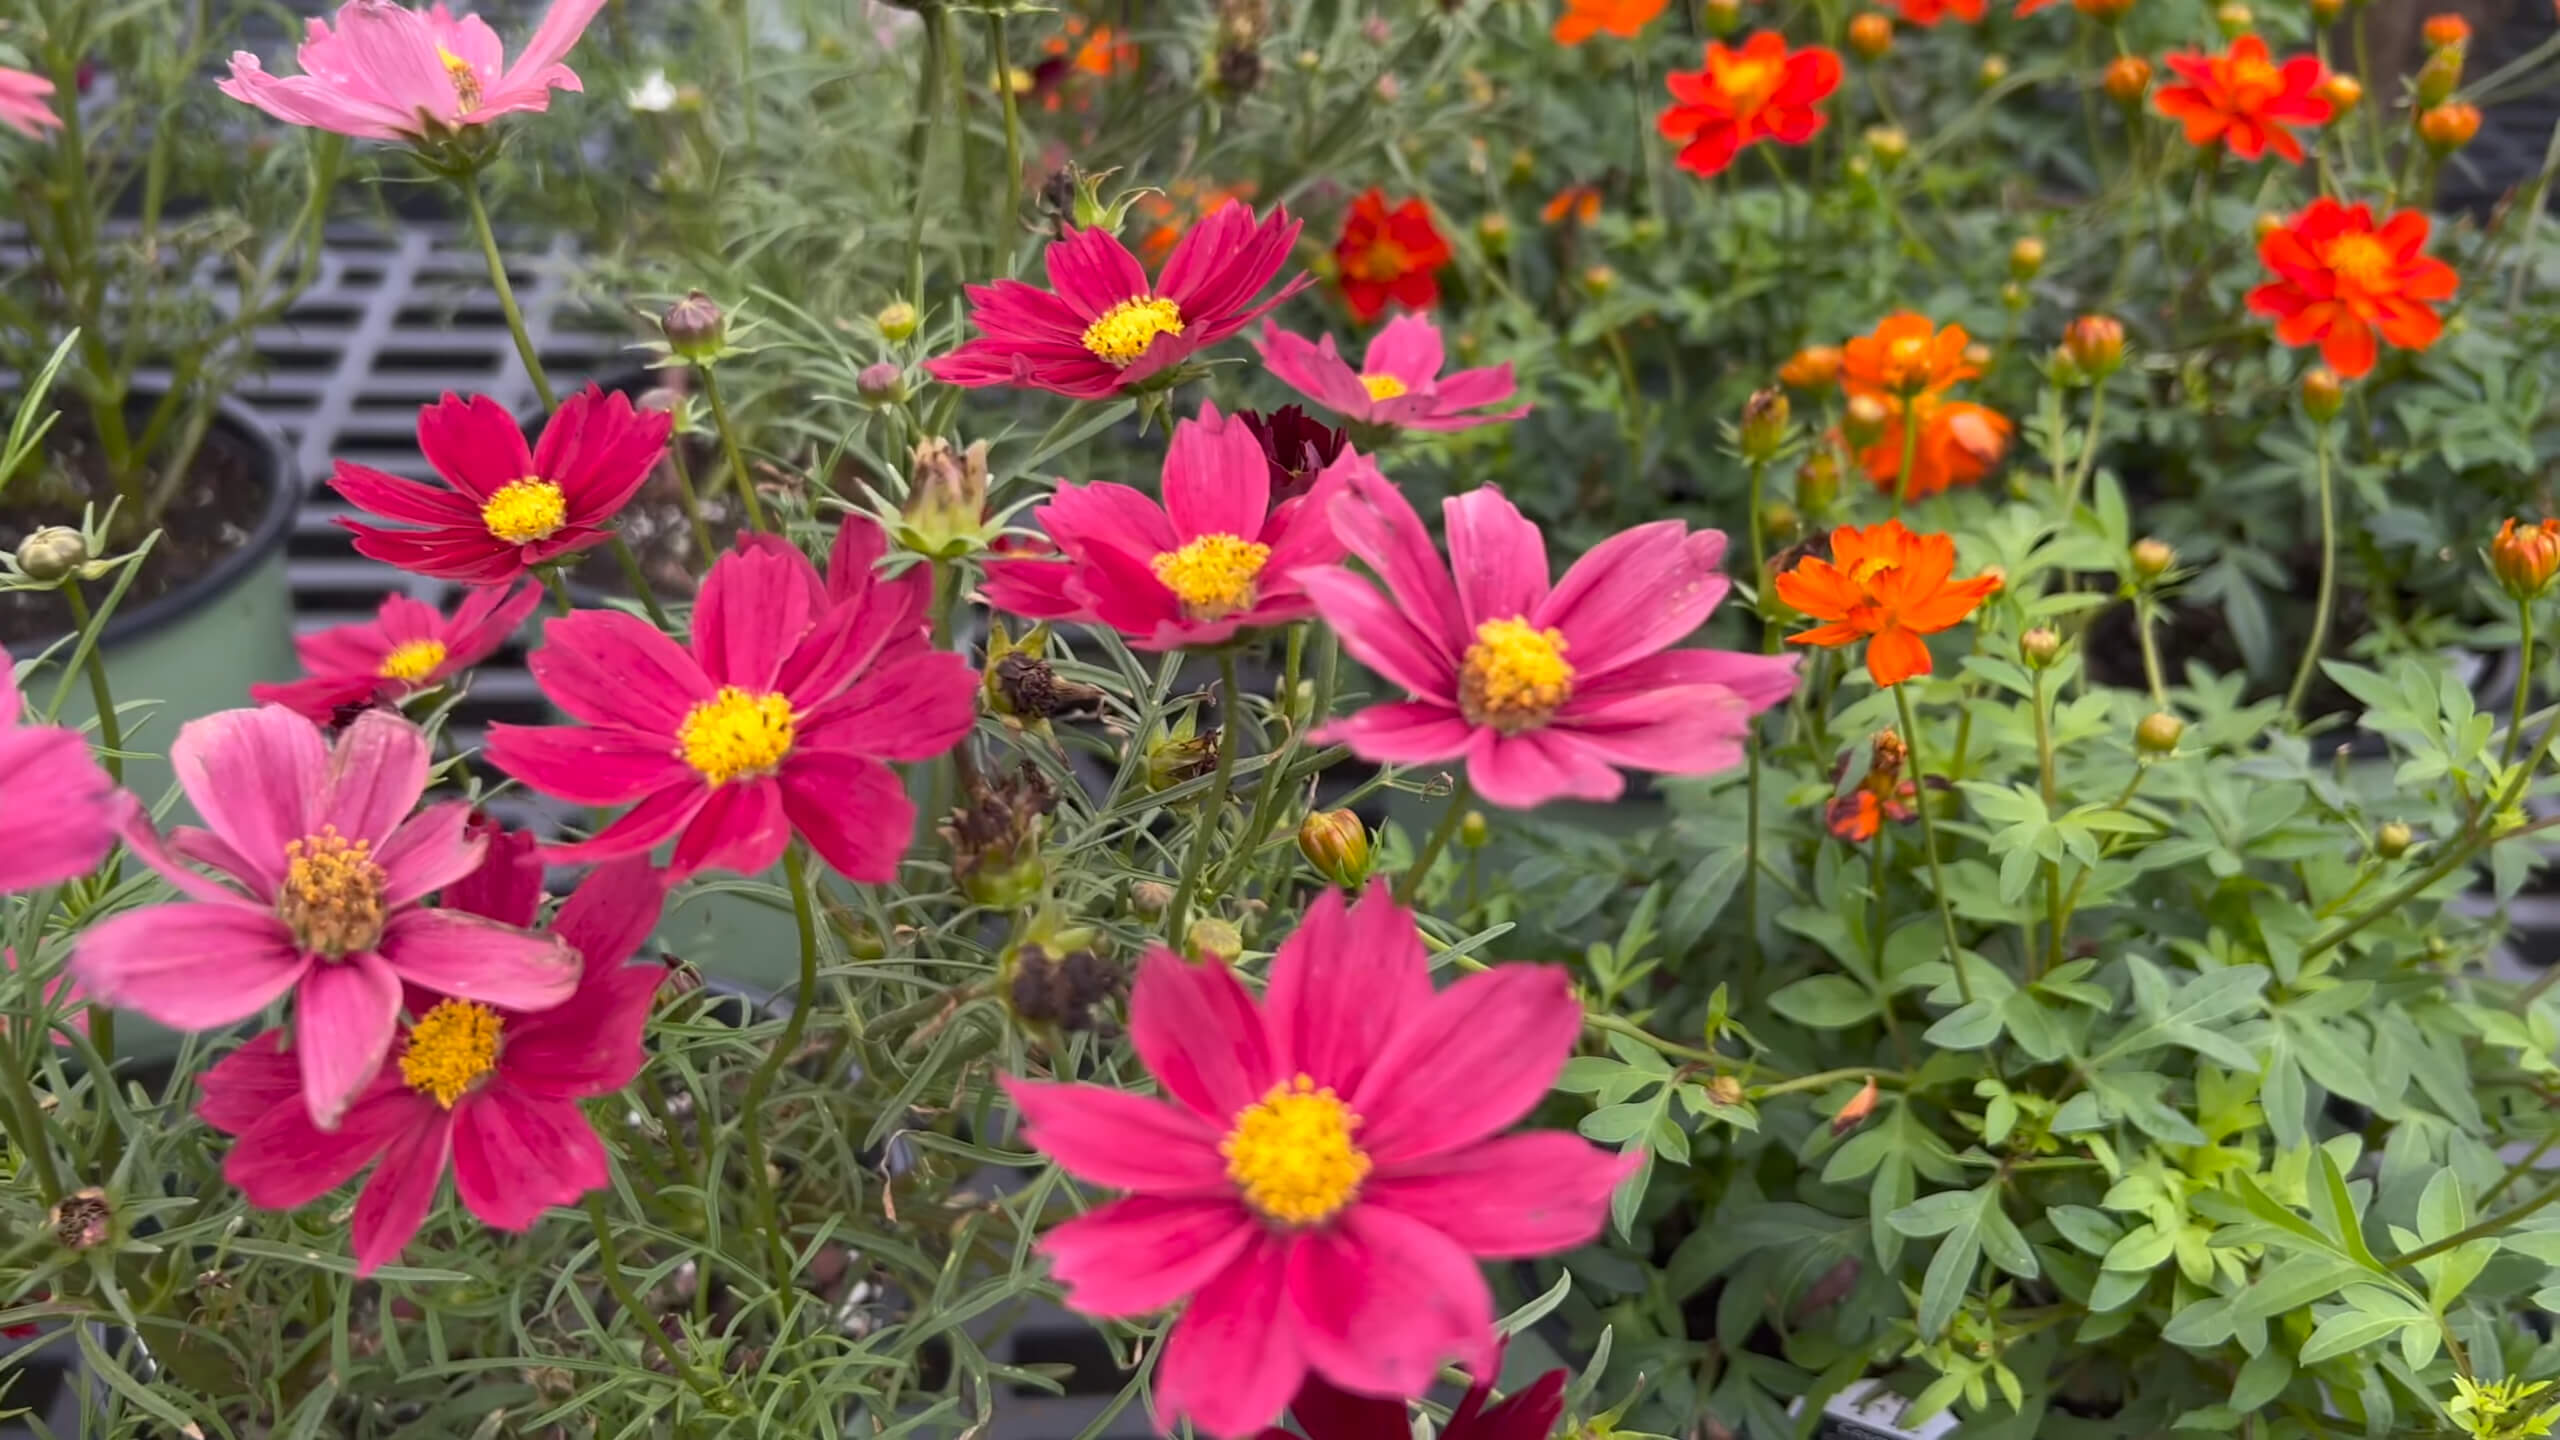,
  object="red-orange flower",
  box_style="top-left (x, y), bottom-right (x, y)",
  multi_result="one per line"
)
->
top-left (1658, 32), bottom-right (1843, 178)
top-left (1333, 188), bottom-right (1454, 323)
top-left (2153, 36), bottom-right (2332, 163)
top-left (1852, 396), bottom-right (2013, 500)
top-left (1826, 730), bottom-right (1920, 842)
top-left (1541, 183), bottom-right (1603, 226)
top-left (1774, 521), bottom-right (1999, 687)
top-left (1895, 0), bottom-right (1988, 25)
top-left (1029, 16), bottom-right (1136, 112)
top-left (2245, 198), bottom-right (2457, 377)
top-left (1553, 0), bottom-right (1670, 44)
top-left (1840, 312), bottom-right (1977, 398)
